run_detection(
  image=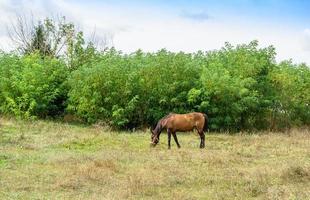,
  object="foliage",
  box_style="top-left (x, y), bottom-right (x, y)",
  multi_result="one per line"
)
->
top-left (8, 16), bottom-right (100, 70)
top-left (0, 39), bottom-right (309, 131)
top-left (67, 49), bottom-right (202, 128)
top-left (269, 60), bottom-right (310, 128)
top-left (197, 41), bottom-right (277, 130)
top-left (0, 53), bottom-right (68, 118)
top-left (25, 22), bottom-right (53, 56)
